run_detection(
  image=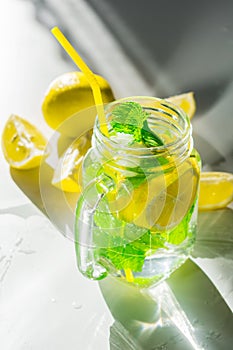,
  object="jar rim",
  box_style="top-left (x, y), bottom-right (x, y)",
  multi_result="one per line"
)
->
top-left (94, 96), bottom-right (192, 157)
